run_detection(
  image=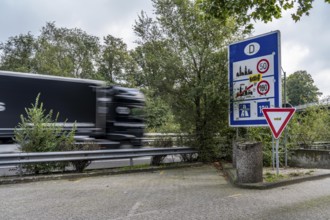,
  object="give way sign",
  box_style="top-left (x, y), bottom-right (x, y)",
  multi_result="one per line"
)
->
top-left (262, 108), bottom-right (296, 139)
